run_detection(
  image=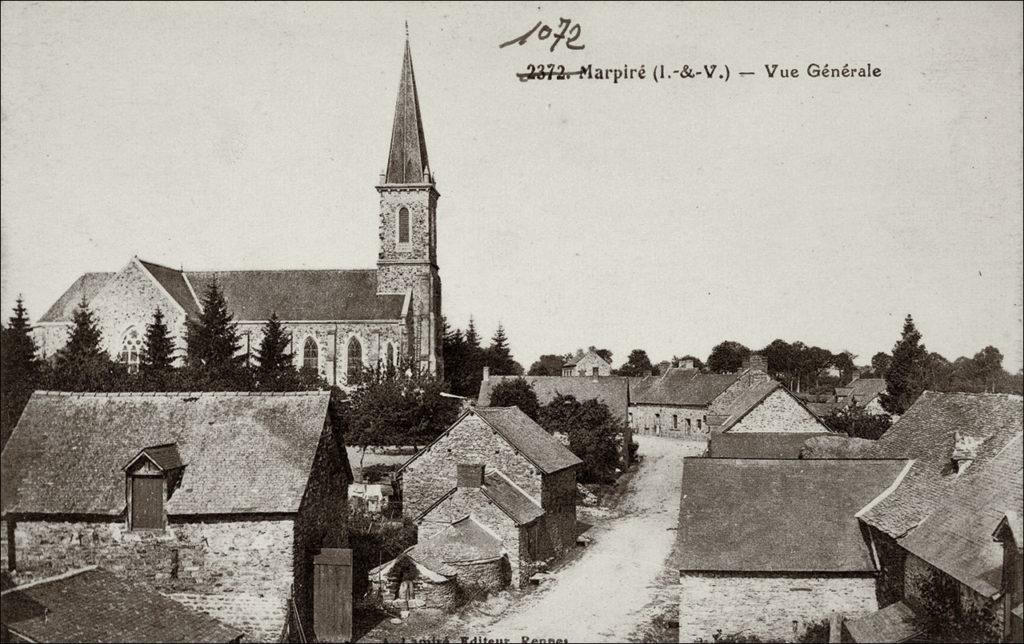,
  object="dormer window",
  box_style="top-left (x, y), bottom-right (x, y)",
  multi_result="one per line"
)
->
top-left (123, 443), bottom-right (184, 531)
top-left (951, 431), bottom-right (983, 474)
